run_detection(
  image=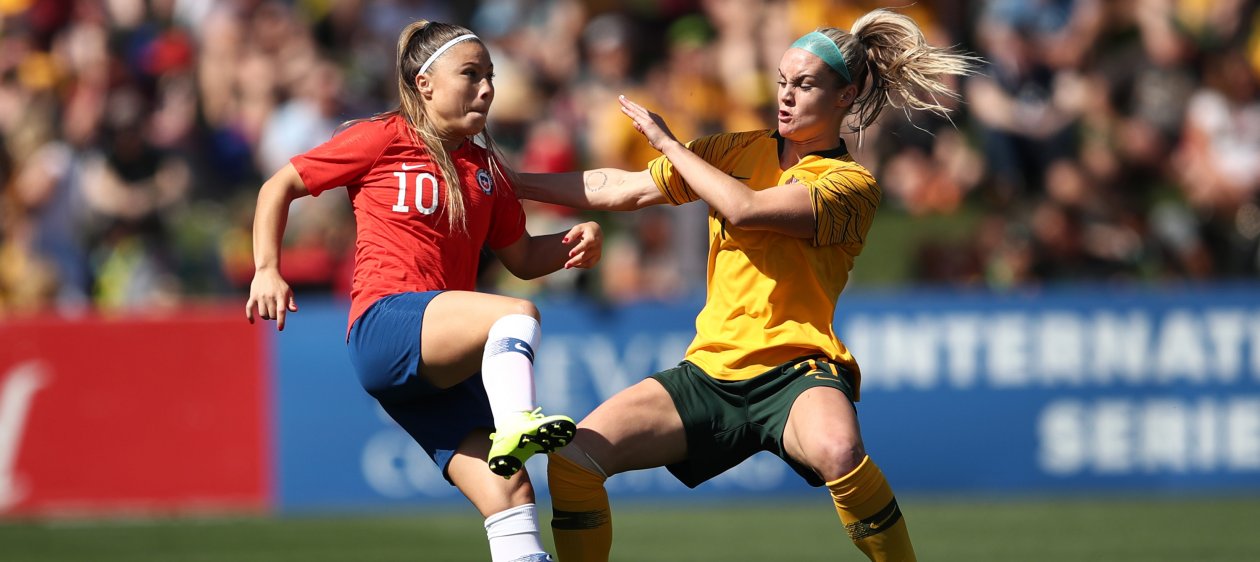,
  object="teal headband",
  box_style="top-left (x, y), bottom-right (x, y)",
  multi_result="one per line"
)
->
top-left (790, 31), bottom-right (851, 83)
